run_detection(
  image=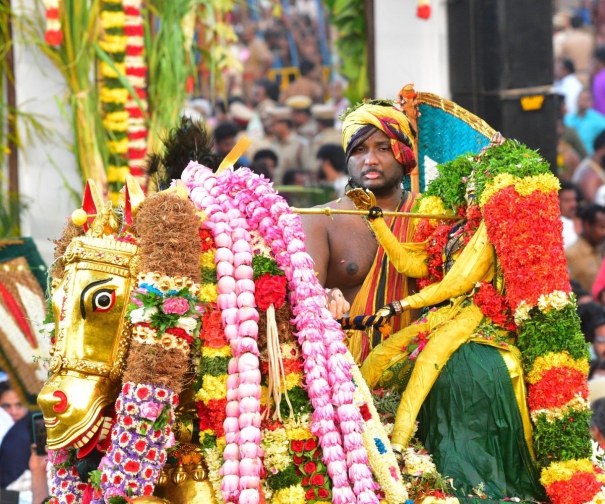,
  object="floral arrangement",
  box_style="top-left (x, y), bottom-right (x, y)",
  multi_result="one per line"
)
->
top-left (476, 141), bottom-right (598, 504)
top-left (48, 449), bottom-right (88, 504)
top-left (182, 162), bottom-right (410, 504)
top-left (95, 383), bottom-right (177, 502)
top-left (127, 273), bottom-right (202, 347)
top-left (123, 0), bottom-right (148, 190)
top-left (99, 0), bottom-right (130, 203)
top-left (43, 0), bottom-right (63, 45)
